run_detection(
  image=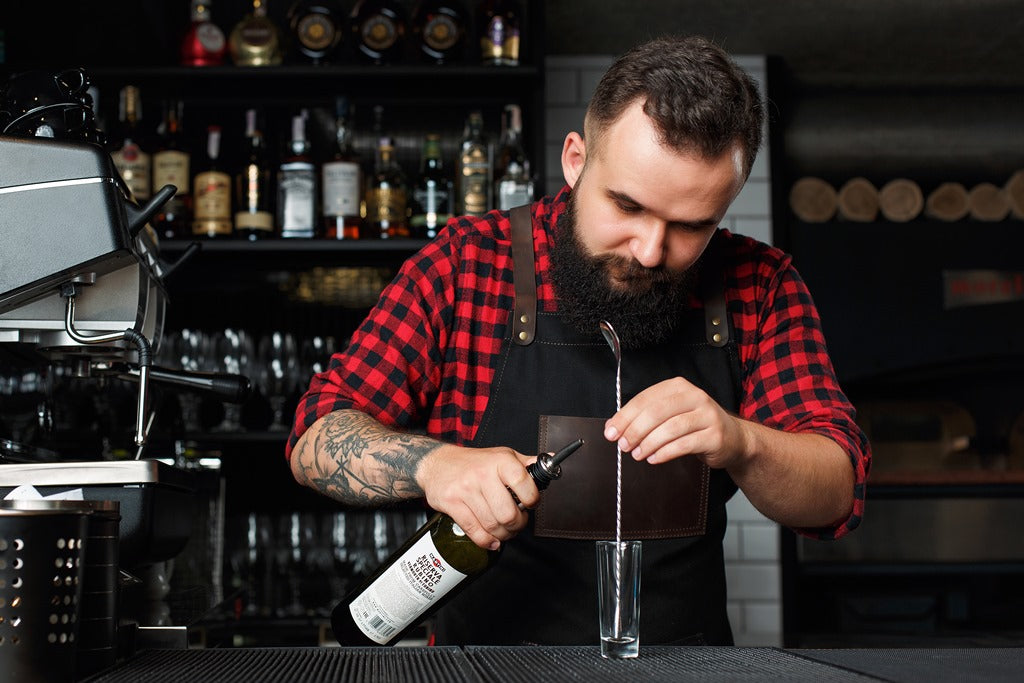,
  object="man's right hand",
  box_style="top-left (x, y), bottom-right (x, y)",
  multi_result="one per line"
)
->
top-left (416, 444), bottom-right (540, 551)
